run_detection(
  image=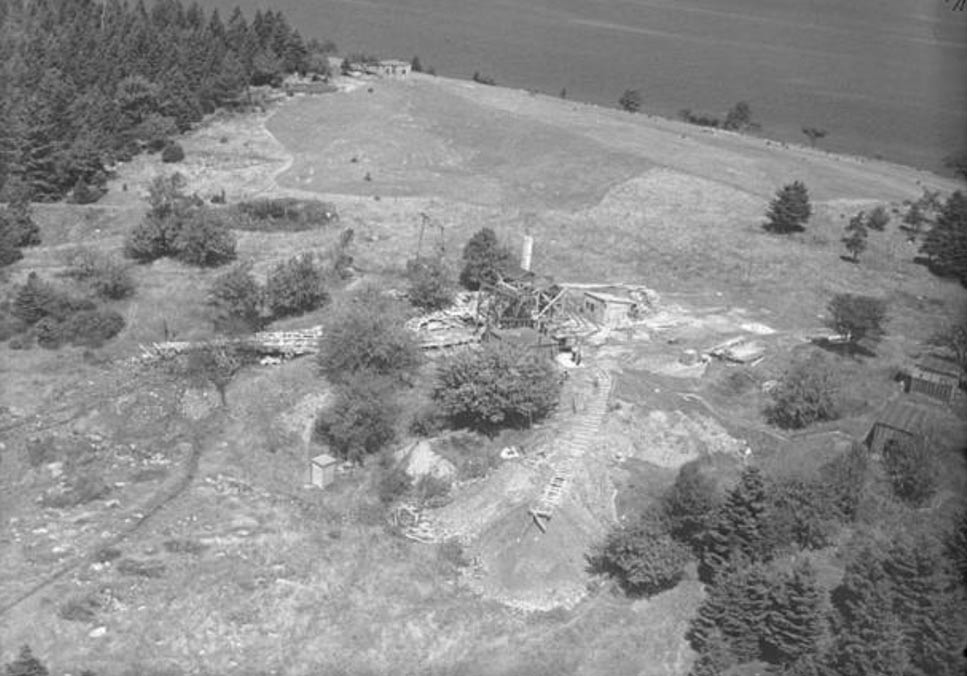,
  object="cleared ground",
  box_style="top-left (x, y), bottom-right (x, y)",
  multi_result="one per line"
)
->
top-left (1, 72), bottom-right (965, 675)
